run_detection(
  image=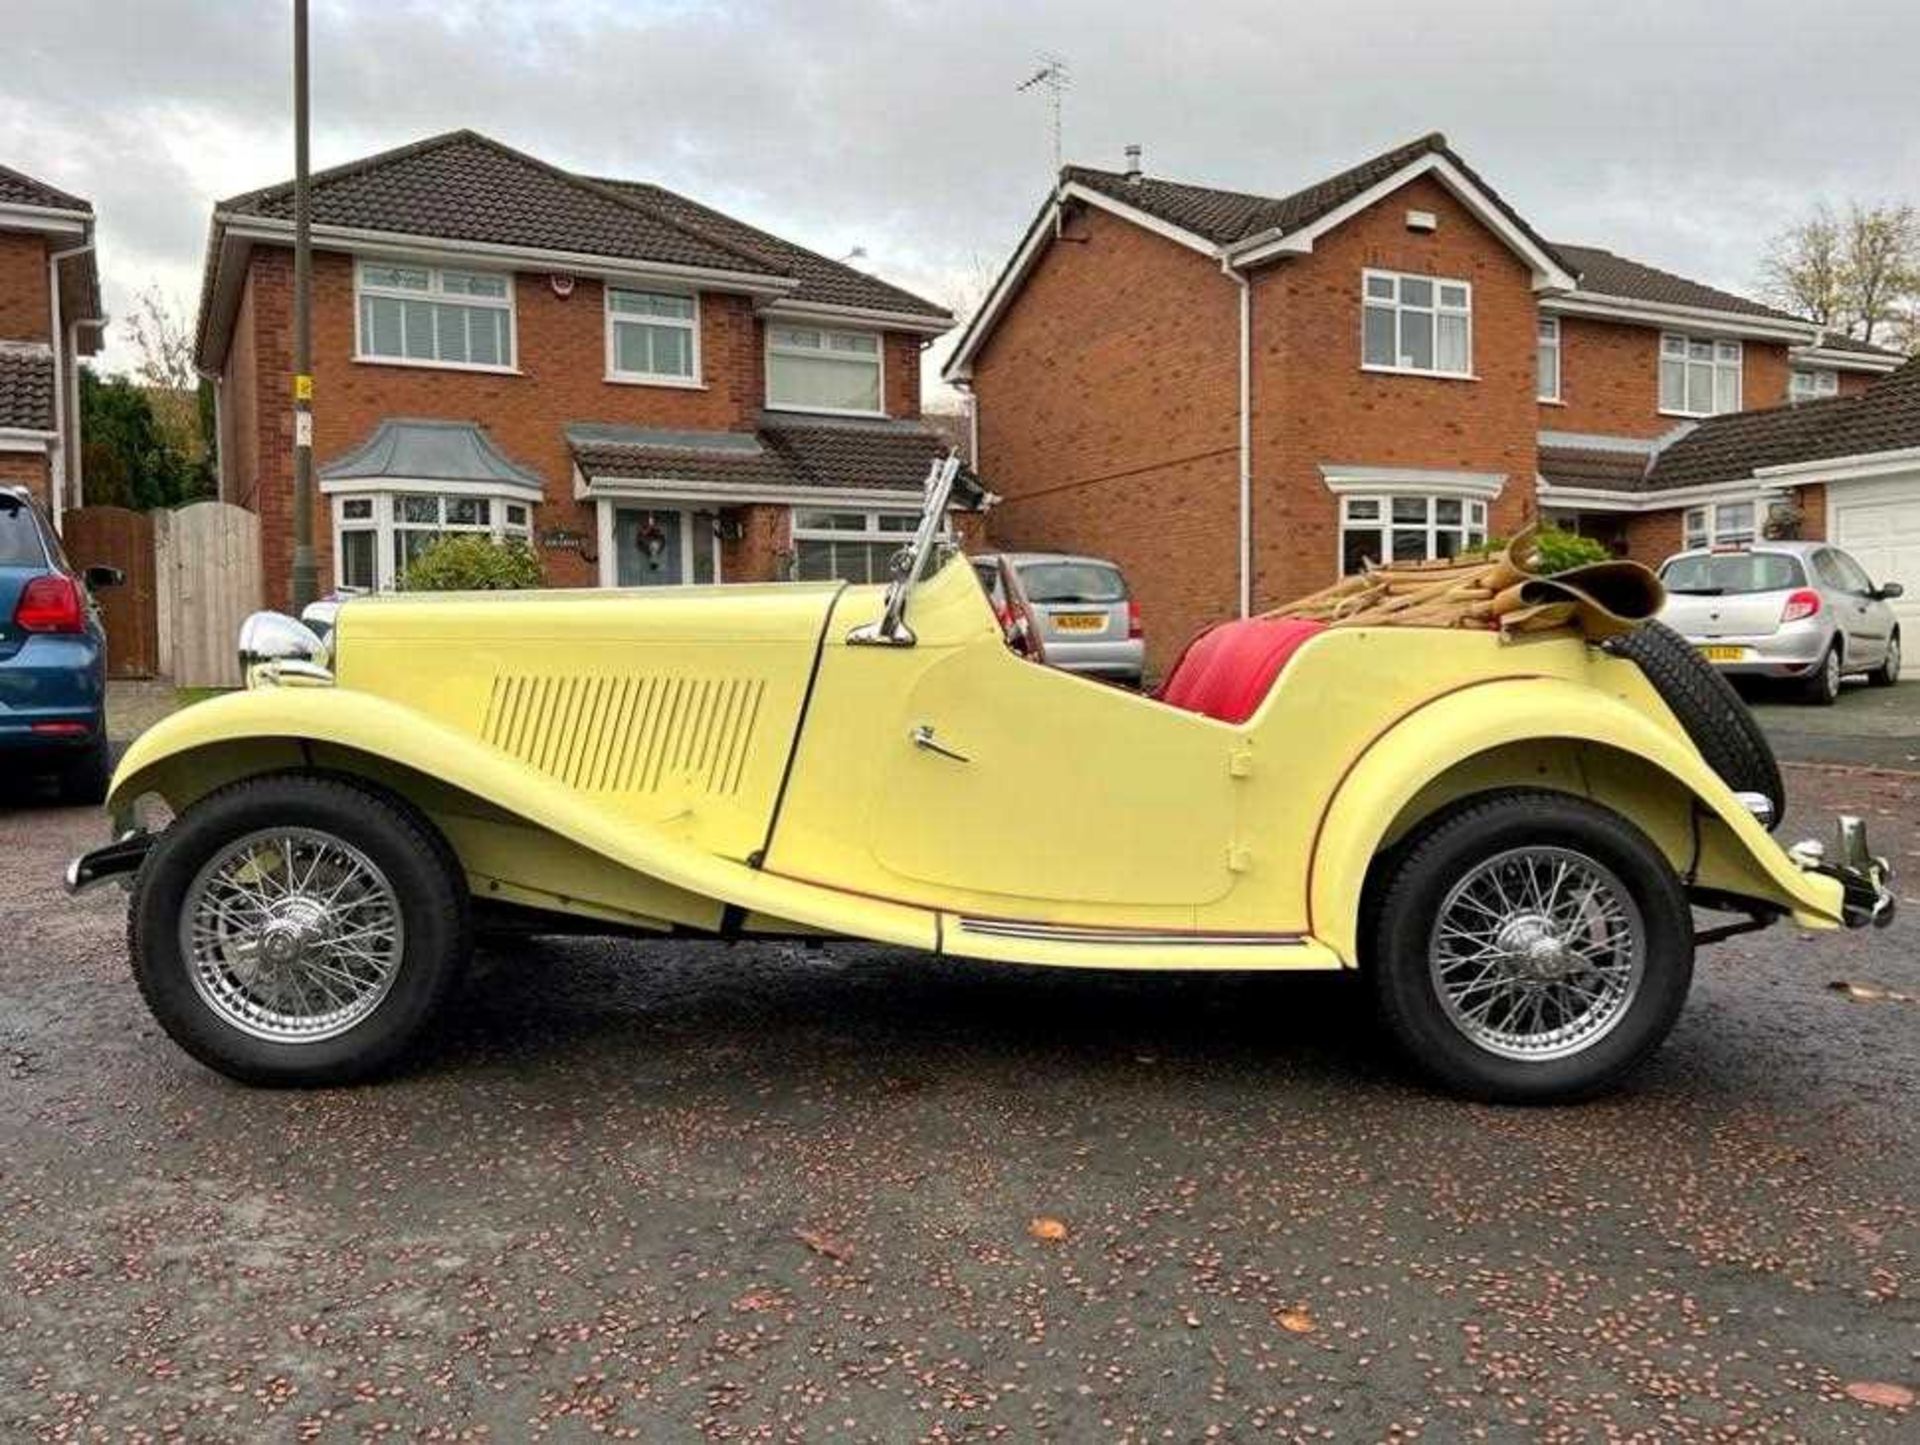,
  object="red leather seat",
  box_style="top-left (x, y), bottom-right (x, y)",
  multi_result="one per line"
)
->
top-left (1156, 617), bottom-right (1327, 724)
